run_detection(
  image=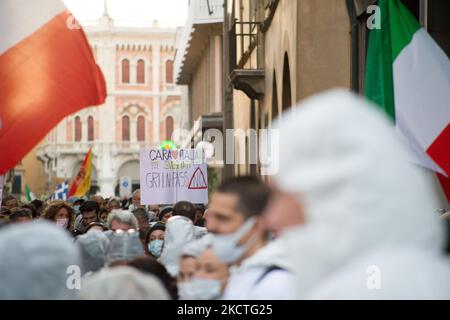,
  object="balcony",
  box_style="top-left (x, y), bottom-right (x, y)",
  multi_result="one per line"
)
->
top-left (230, 69), bottom-right (265, 100)
top-left (227, 0), bottom-right (279, 99)
top-left (174, 0), bottom-right (224, 84)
